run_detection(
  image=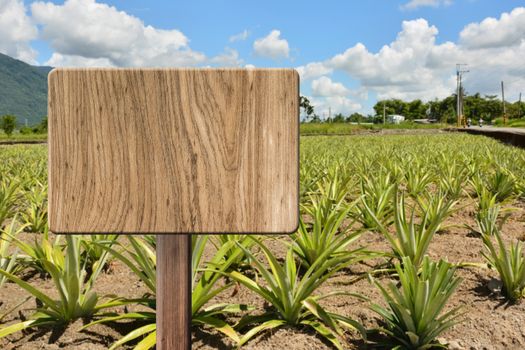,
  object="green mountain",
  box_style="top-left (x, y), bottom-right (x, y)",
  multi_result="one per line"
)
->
top-left (0, 53), bottom-right (52, 126)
